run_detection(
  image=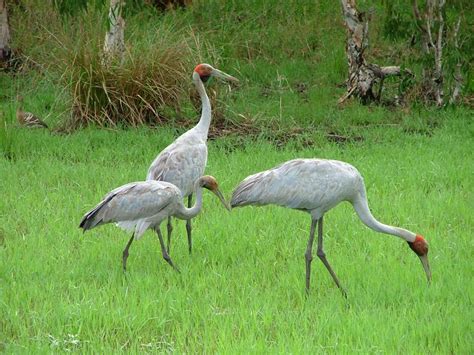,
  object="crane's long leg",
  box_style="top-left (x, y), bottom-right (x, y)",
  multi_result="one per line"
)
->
top-left (316, 217), bottom-right (347, 298)
top-left (305, 218), bottom-right (318, 294)
top-left (156, 227), bottom-right (180, 273)
top-left (122, 233), bottom-right (135, 272)
top-left (186, 194), bottom-right (193, 255)
top-left (166, 217), bottom-right (173, 253)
